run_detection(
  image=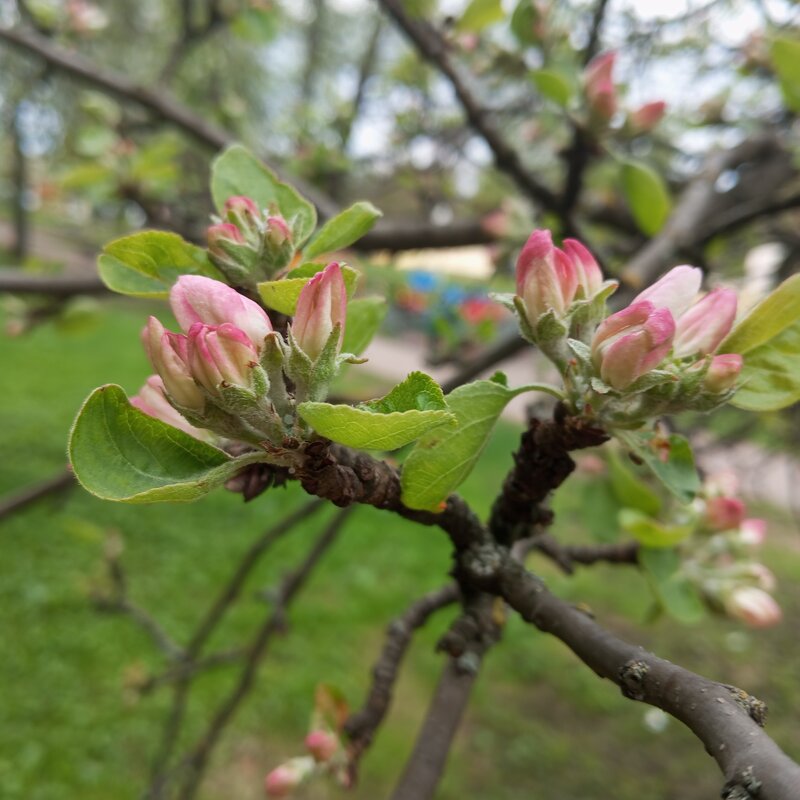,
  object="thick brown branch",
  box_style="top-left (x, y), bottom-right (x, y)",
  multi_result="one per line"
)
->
top-left (344, 584), bottom-right (459, 777)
